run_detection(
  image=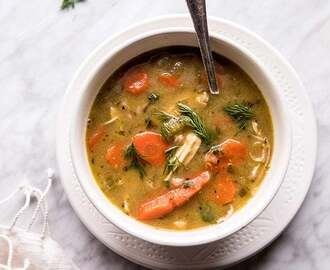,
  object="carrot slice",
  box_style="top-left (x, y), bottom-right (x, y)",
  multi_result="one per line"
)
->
top-left (221, 139), bottom-right (247, 165)
top-left (88, 127), bottom-right (105, 150)
top-left (214, 175), bottom-right (237, 204)
top-left (122, 67), bottom-right (149, 95)
top-left (138, 171), bottom-right (210, 220)
top-left (158, 73), bottom-right (180, 87)
top-left (132, 131), bottom-right (168, 165)
top-left (105, 142), bottom-right (126, 169)
top-left (205, 139), bottom-right (247, 172)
